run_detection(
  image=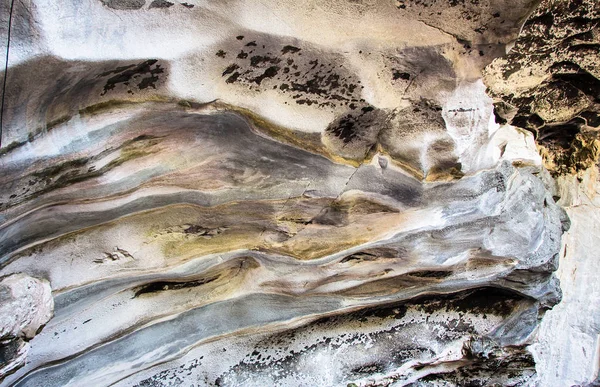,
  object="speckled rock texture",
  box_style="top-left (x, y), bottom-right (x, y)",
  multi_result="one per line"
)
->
top-left (484, 0), bottom-right (600, 176)
top-left (0, 0), bottom-right (596, 386)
